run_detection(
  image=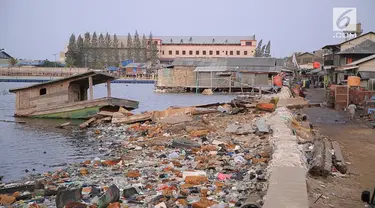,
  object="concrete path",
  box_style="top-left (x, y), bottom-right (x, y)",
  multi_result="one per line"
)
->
top-left (263, 166), bottom-right (308, 208)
